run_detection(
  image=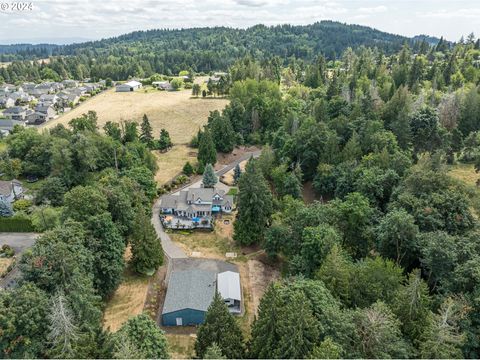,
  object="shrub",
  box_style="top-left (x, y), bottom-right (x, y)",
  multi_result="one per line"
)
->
top-left (0, 215), bottom-right (34, 232)
top-left (13, 199), bottom-right (33, 213)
